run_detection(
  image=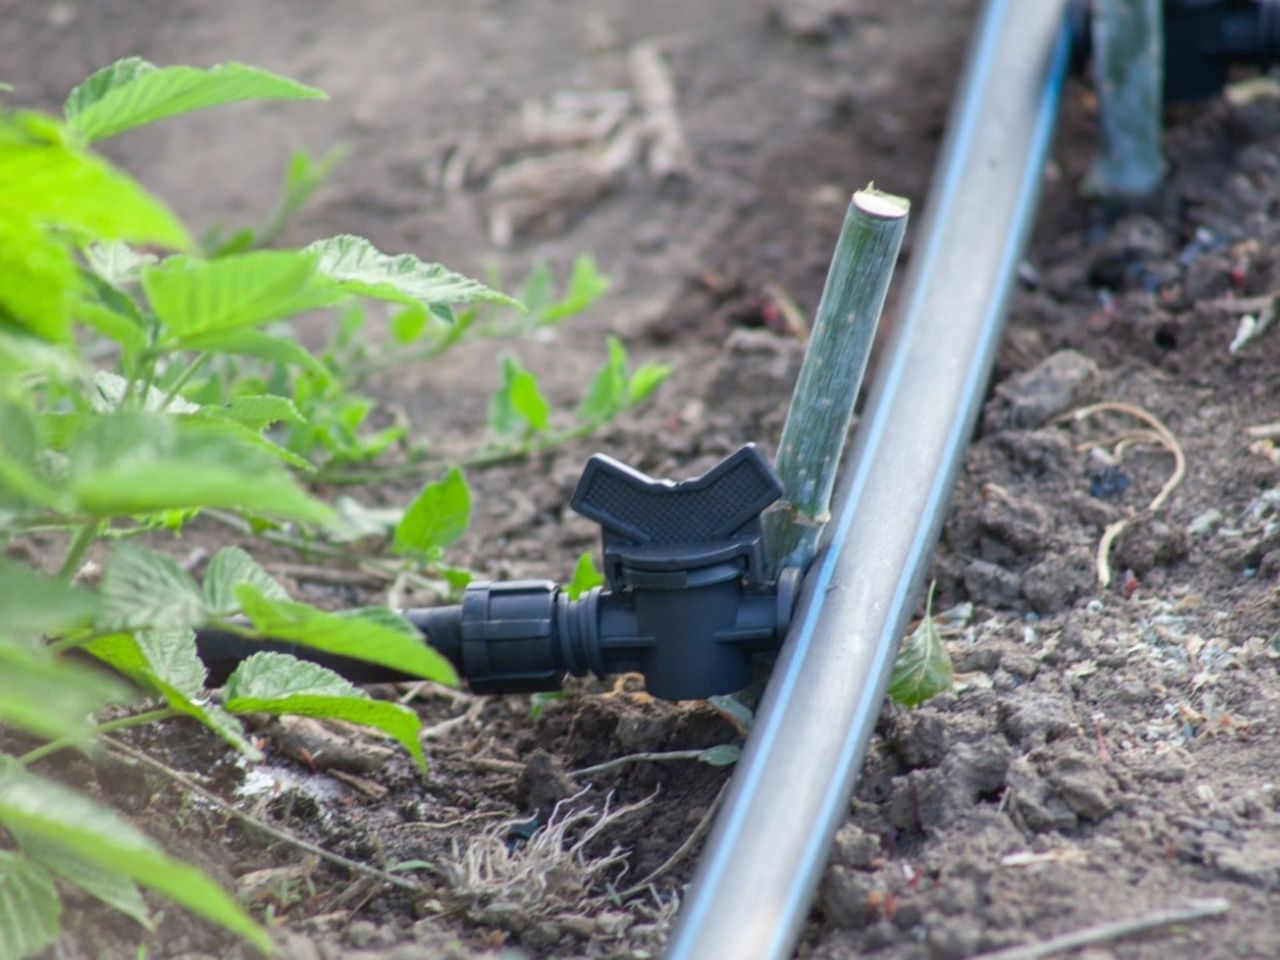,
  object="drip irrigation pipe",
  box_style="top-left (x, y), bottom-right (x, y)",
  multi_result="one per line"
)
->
top-left (664, 1), bottom-right (1076, 957)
